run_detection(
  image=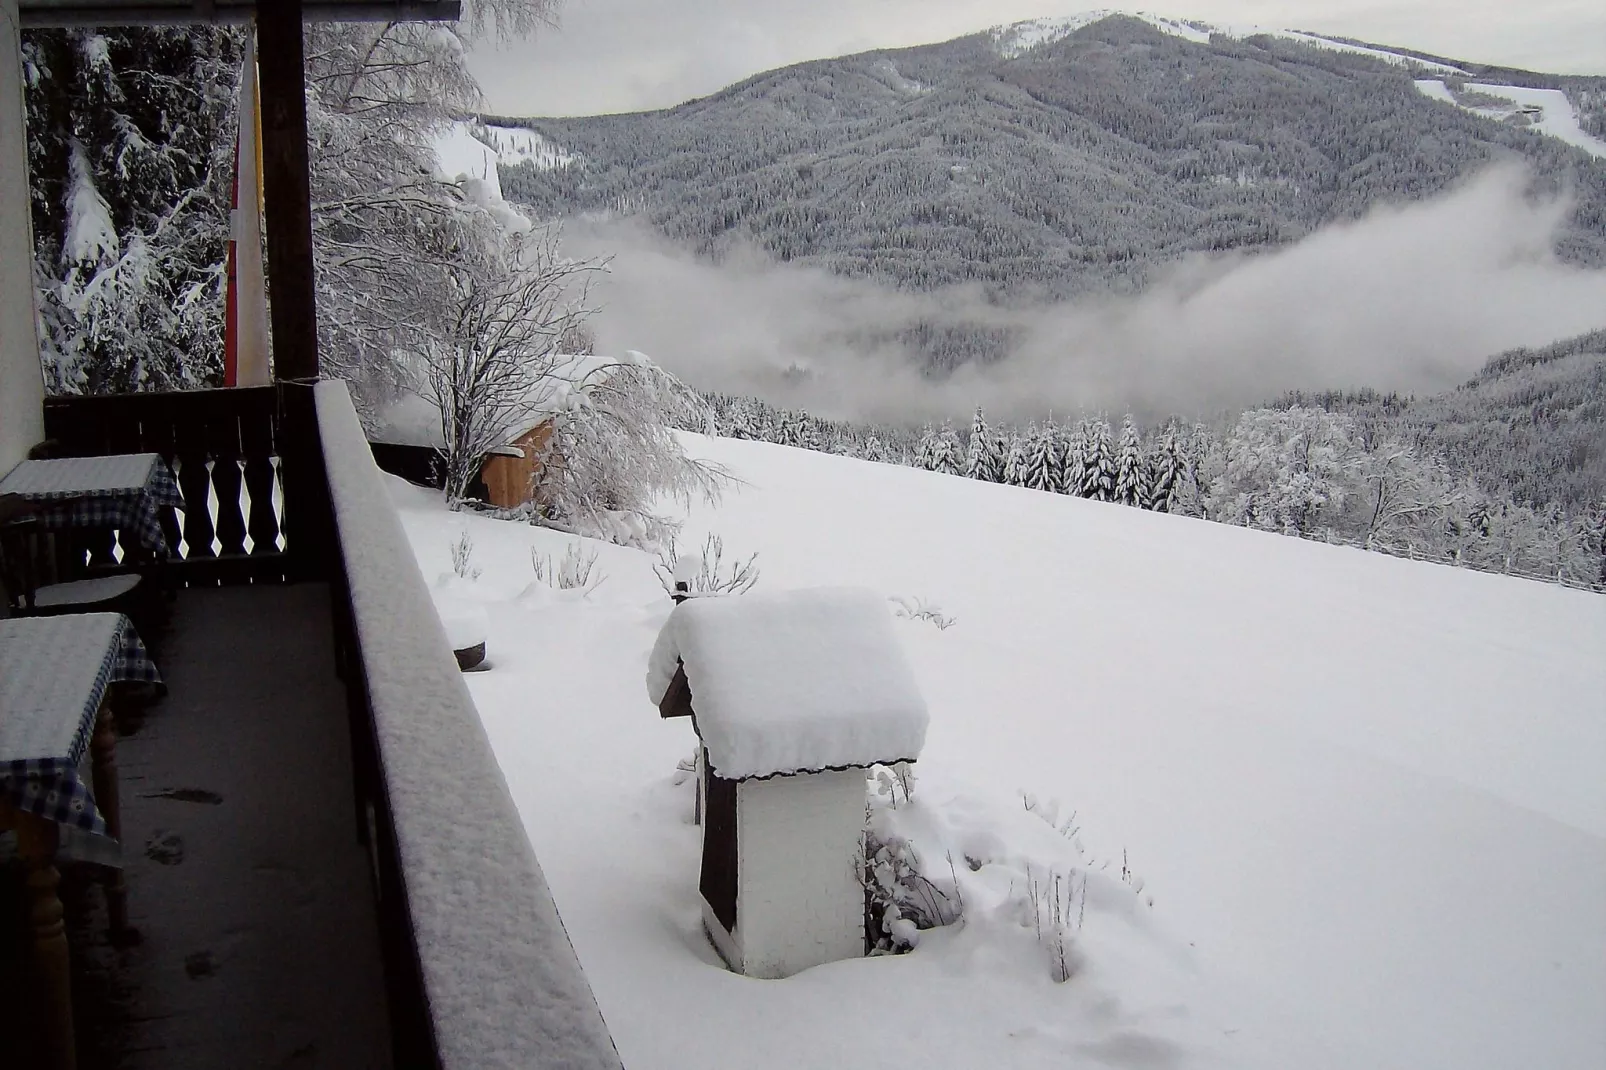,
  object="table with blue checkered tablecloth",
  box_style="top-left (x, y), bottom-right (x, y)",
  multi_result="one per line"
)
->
top-left (0, 612), bottom-right (160, 837)
top-left (0, 453), bottom-right (184, 556)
